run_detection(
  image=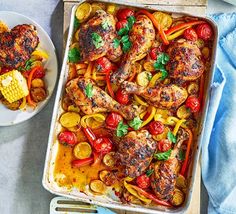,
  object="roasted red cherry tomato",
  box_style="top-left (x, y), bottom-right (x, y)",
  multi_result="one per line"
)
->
top-left (33, 66), bottom-right (45, 79)
top-left (185, 96), bottom-right (200, 112)
top-left (158, 139), bottom-right (172, 152)
top-left (116, 20), bottom-right (128, 31)
top-left (196, 23), bottom-right (213, 41)
top-left (93, 137), bottom-right (113, 154)
top-left (184, 28), bottom-right (198, 41)
top-left (58, 131), bottom-right (77, 146)
top-left (116, 88), bottom-right (129, 105)
top-left (148, 121), bottom-right (165, 135)
top-left (71, 157), bottom-right (94, 168)
top-left (106, 112), bottom-right (123, 128)
top-left (116, 8), bottom-right (134, 21)
top-left (95, 57), bottom-right (113, 73)
top-left (136, 174), bottom-right (151, 189)
top-left (149, 45), bottom-right (167, 60)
